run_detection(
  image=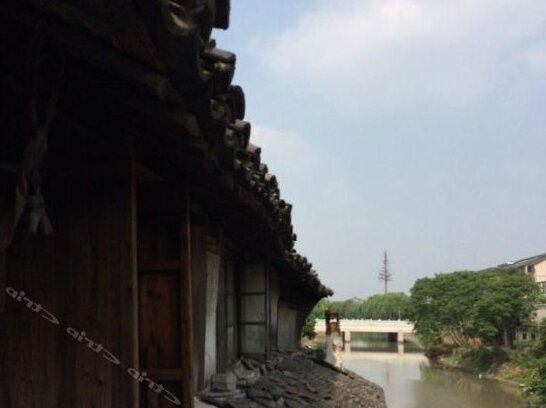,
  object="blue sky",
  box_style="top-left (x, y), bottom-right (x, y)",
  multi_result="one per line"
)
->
top-left (215, 0), bottom-right (546, 299)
